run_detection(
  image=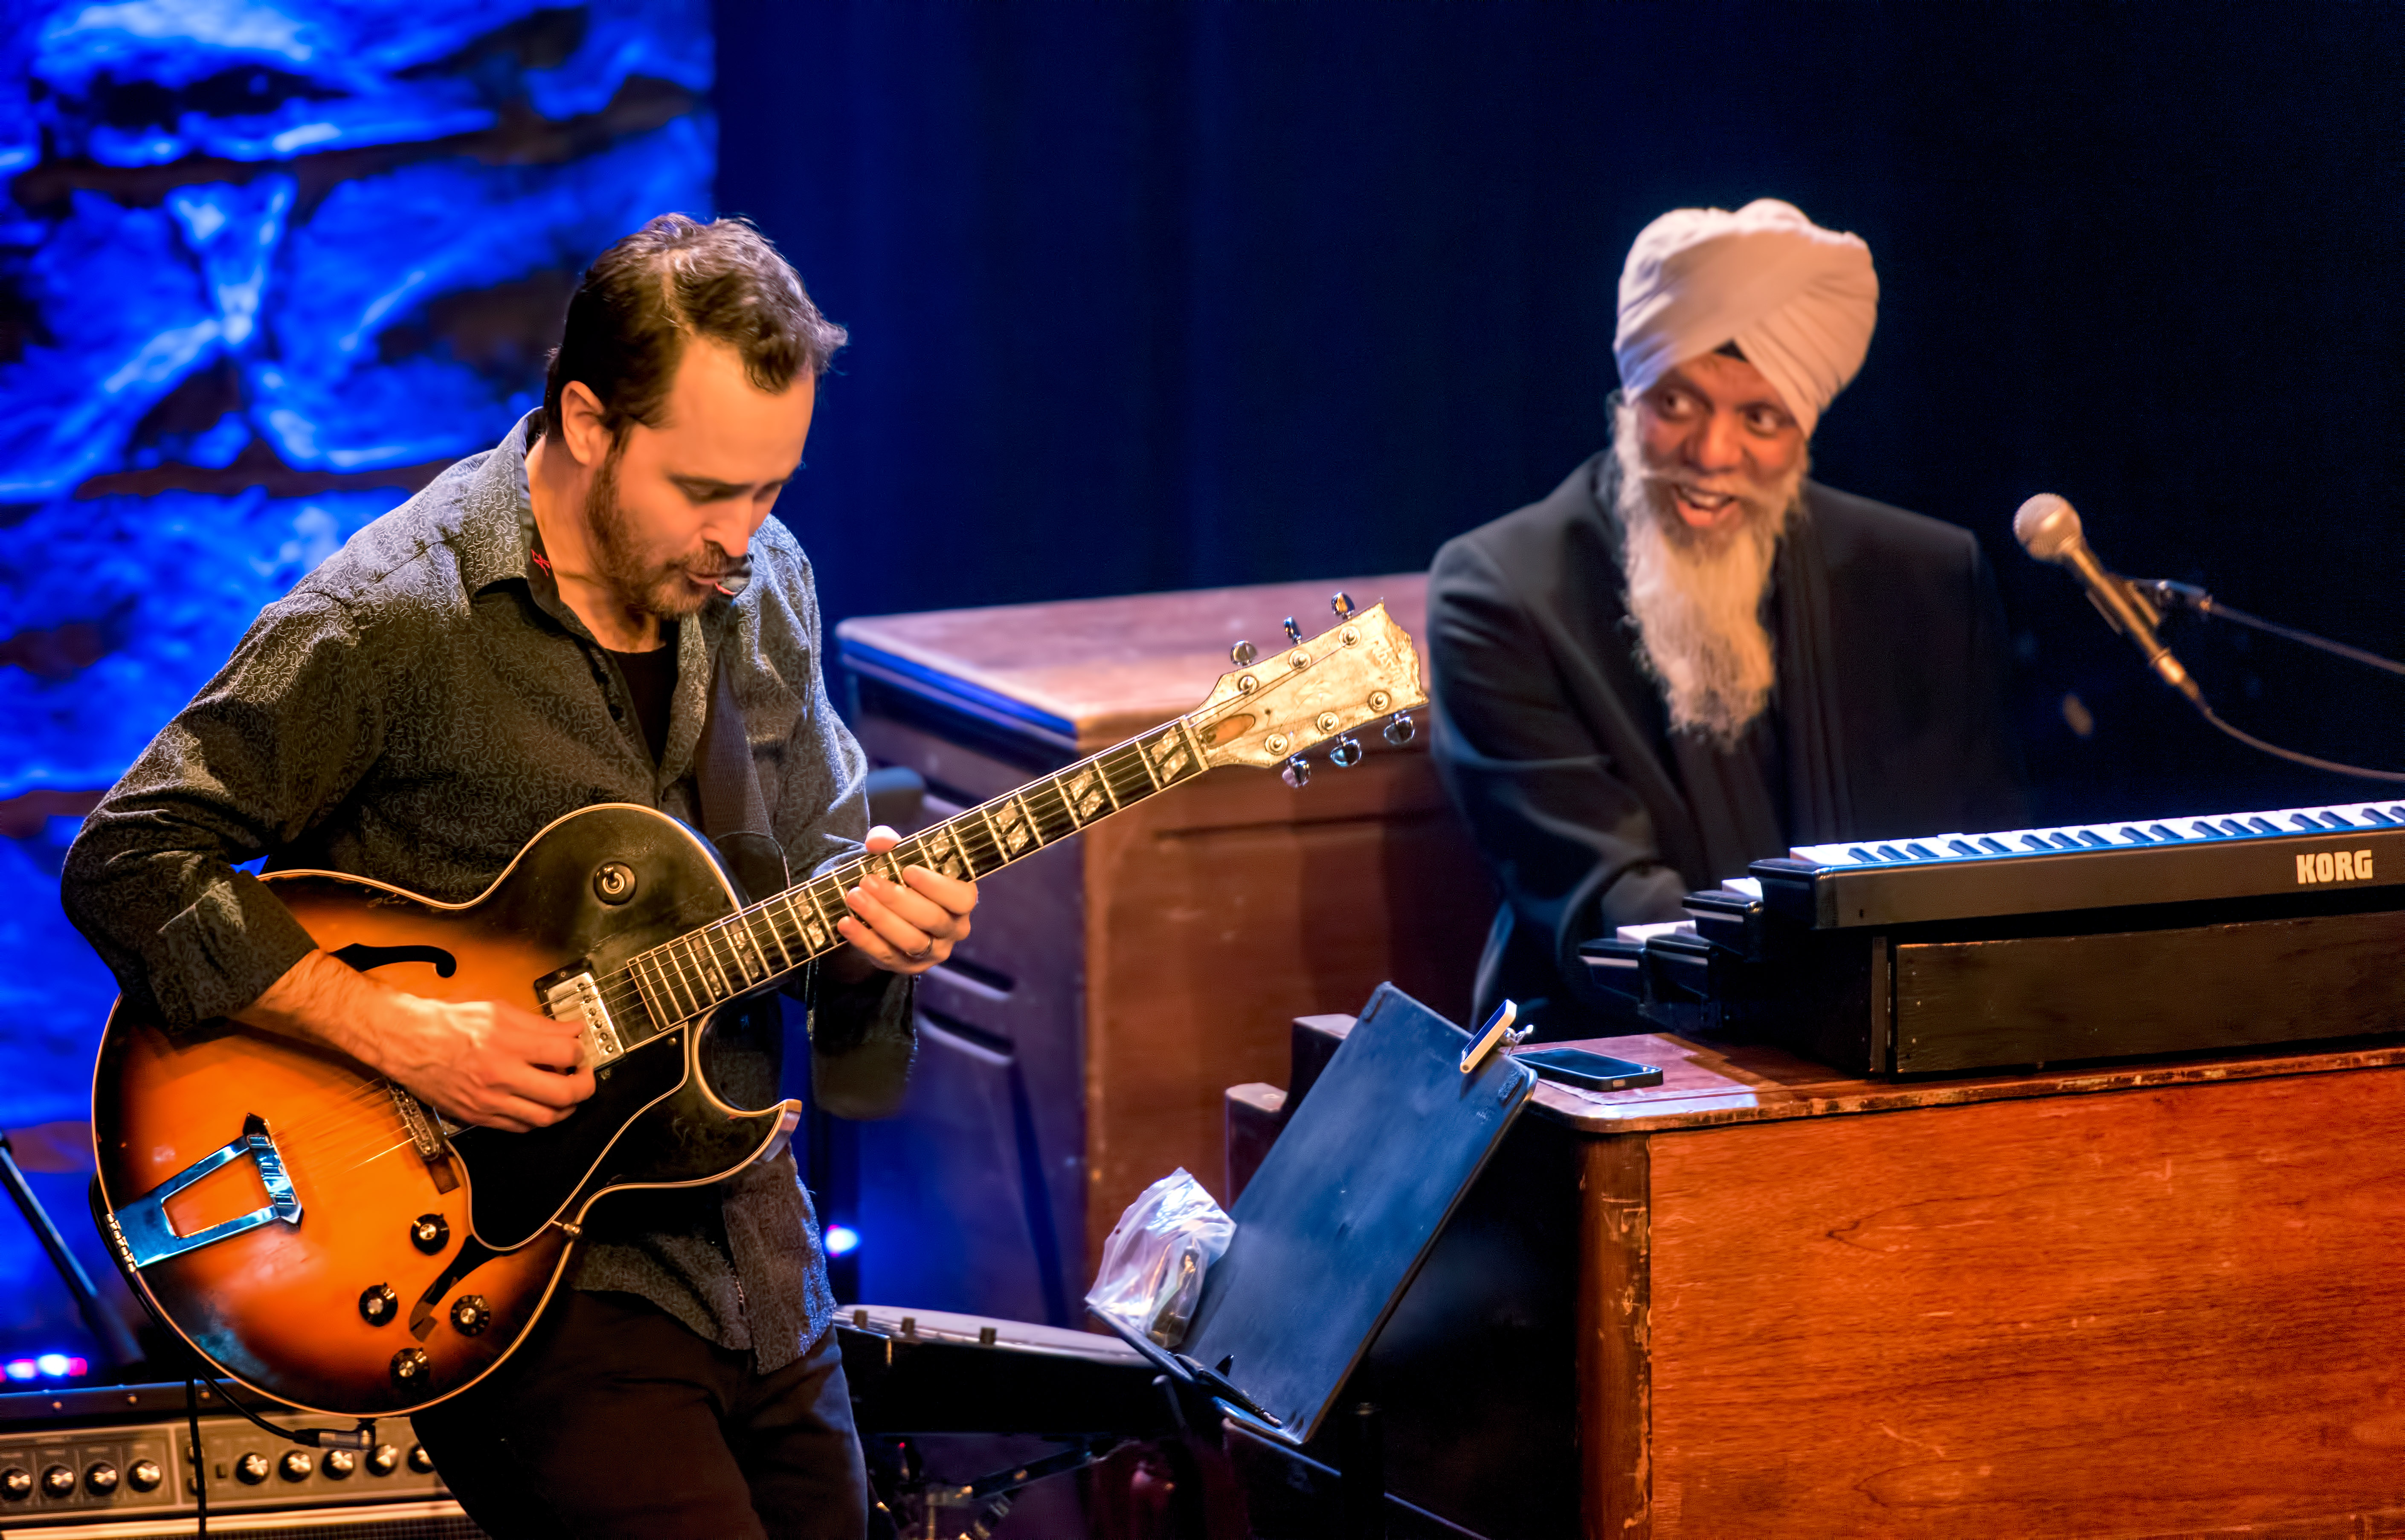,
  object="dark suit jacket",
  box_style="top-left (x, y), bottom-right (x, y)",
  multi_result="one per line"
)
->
top-left (1430, 449), bottom-right (2024, 1036)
